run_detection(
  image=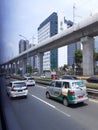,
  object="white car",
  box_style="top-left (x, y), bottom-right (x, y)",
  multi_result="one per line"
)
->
top-left (46, 79), bottom-right (88, 106)
top-left (40, 75), bottom-right (46, 78)
top-left (7, 81), bottom-right (28, 98)
top-left (24, 77), bottom-right (35, 86)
